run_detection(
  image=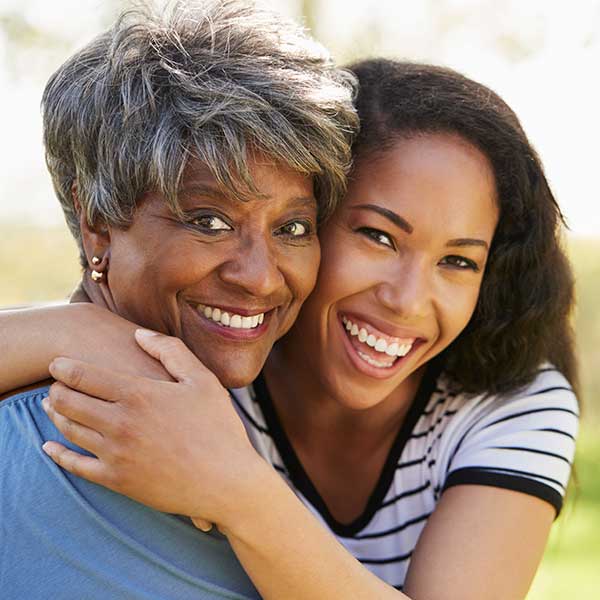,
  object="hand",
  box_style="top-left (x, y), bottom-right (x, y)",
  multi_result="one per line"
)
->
top-left (41, 329), bottom-right (263, 532)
